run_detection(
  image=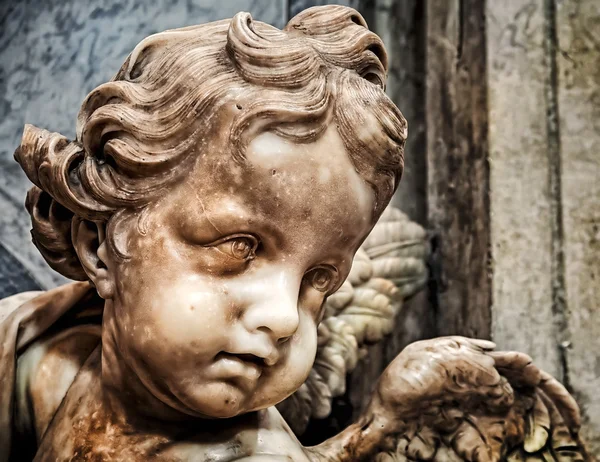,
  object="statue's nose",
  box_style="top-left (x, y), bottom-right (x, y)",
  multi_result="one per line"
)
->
top-left (241, 272), bottom-right (301, 343)
top-left (243, 296), bottom-right (300, 343)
